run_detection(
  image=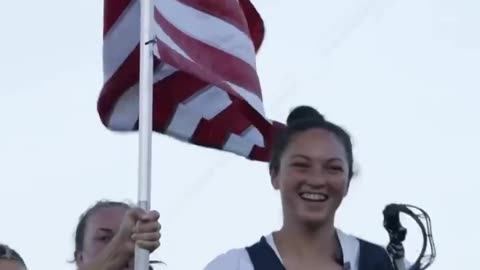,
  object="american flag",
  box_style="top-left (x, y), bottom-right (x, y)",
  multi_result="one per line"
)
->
top-left (98, 0), bottom-right (281, 161)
